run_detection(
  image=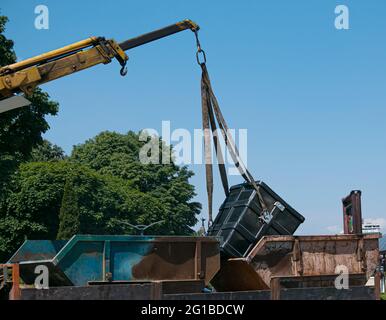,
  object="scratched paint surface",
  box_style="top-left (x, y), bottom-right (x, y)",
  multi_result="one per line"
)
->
top-left (8, 240), bottom-right (67, 263)
top-left (58, 241), bottom-right (104, 286)
top-left (8, 235), bottom-right (220, 286)
top-left (110, 240), bottom-right (154, 281)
